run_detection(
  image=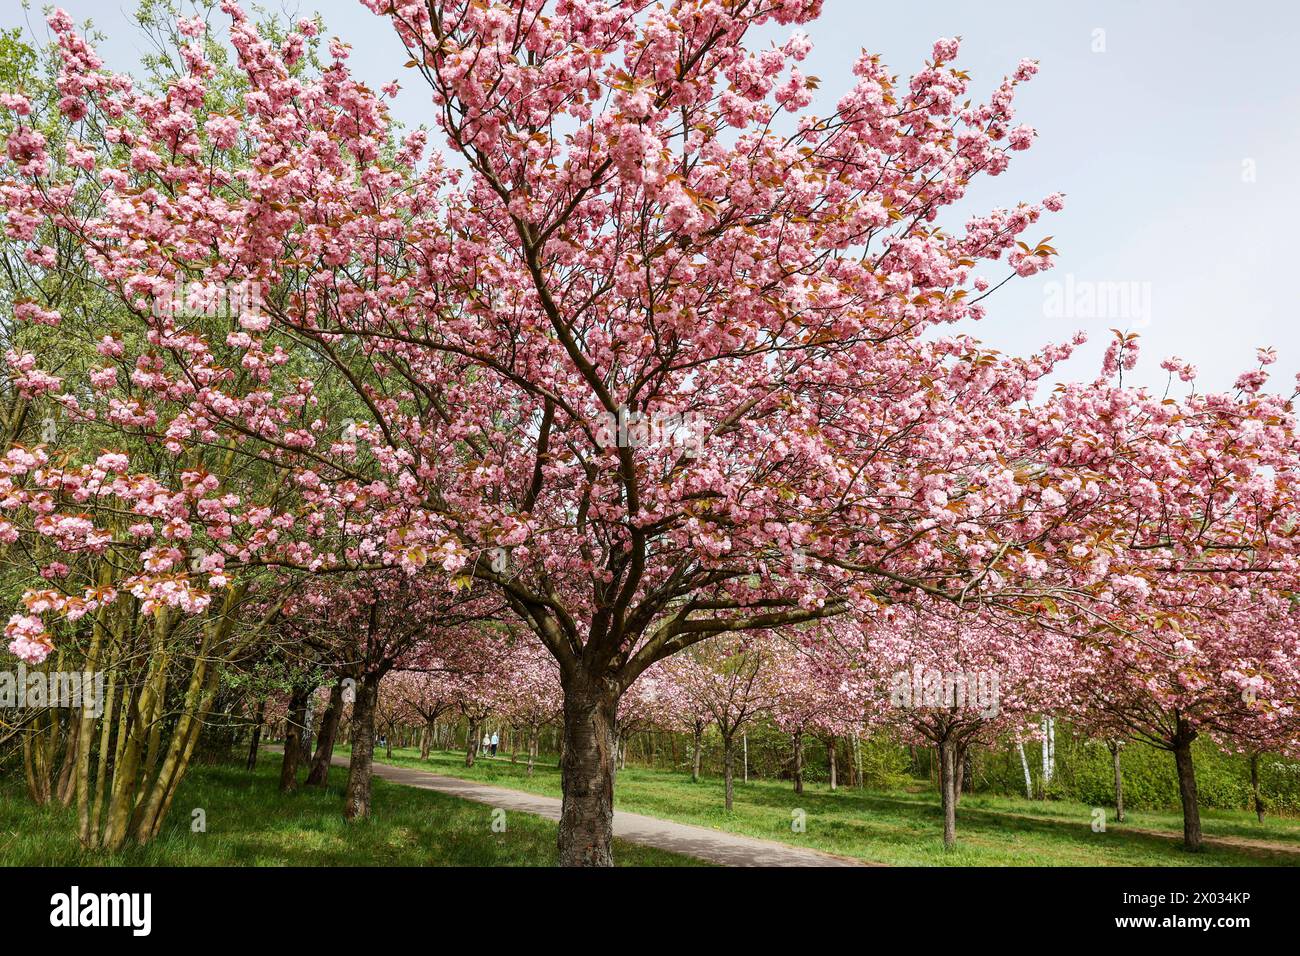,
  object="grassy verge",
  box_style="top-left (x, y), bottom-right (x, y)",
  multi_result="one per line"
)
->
top-left (0, 758), bottom-right (703, 866)
top-left (347, 745), bottom-right (1300, 866)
